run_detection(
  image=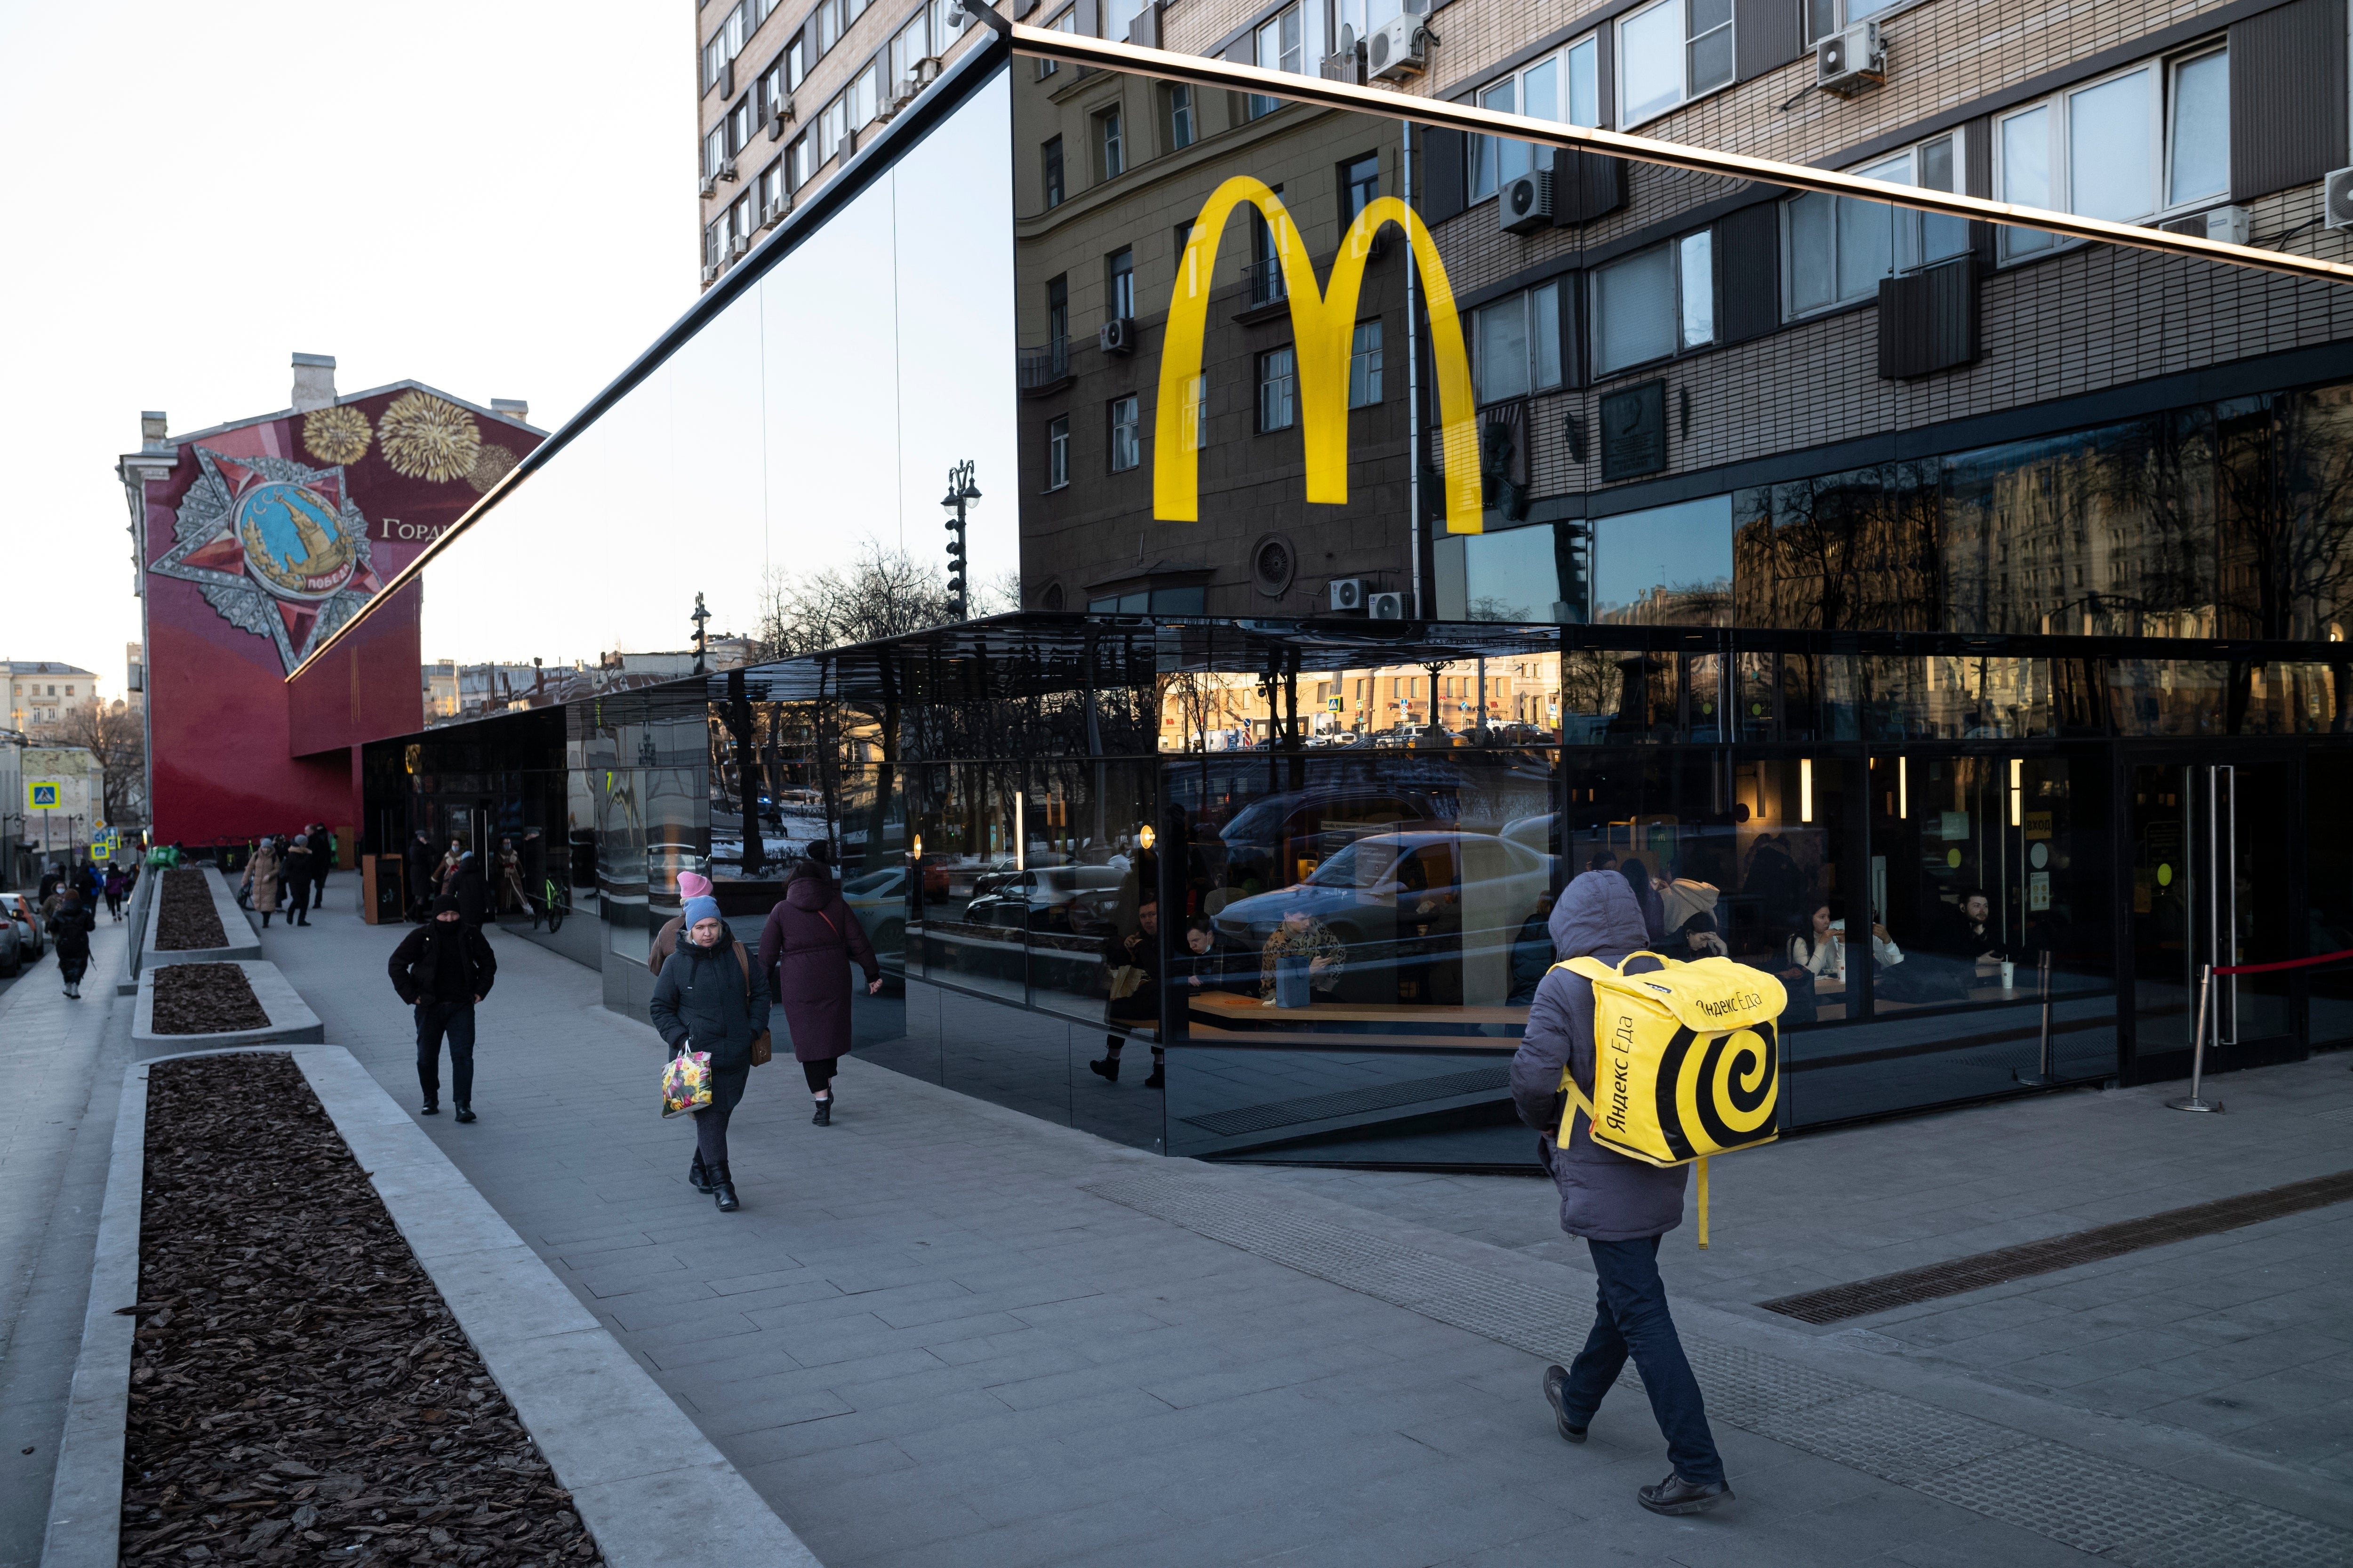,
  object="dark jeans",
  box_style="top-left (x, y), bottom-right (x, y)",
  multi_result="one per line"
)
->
top-left (415, 1001), bottom-right (476, 1105)
top-left (1558, 1236), bottom-right (1724, 1487)
top-left (803, 1058), bottom-right (837, 1094)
